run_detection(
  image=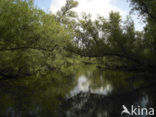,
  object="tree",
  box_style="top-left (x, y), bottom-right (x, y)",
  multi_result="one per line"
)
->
top-left (0, 0), bottom-right (73, 77)
top-left (129, 0), bottom-right (156, 20)
top-left (68, 10), bottom-right (156, 72)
